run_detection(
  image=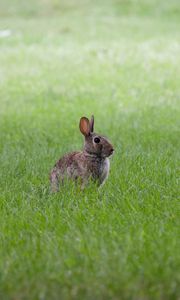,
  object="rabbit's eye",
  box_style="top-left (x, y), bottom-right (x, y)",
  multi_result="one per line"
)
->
top-left (94, 137), bottom-right (100, 144)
